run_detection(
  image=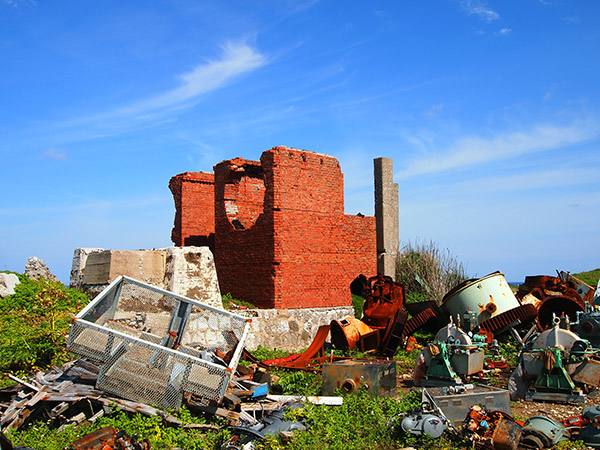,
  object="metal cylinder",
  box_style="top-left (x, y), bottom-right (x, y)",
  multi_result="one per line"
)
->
top-left (442, 272), bottom-right (521, 325)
